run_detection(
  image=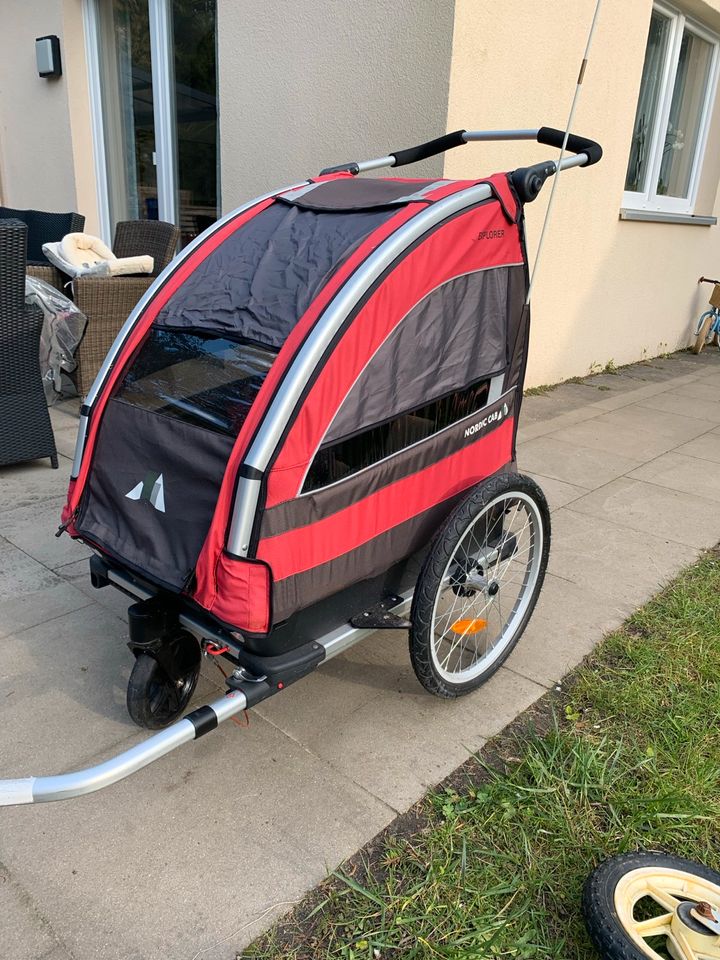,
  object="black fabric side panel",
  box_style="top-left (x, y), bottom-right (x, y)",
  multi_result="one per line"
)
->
top-left (76, 400), bottom-right (233, 589)
top-left (154, 203), bottom-right (396, 348)
top-left (280, 177), bottom-right (439, 210)
top-left (261, 389), bottom-right (516, 539)
top-left (271, 462), bottom-right (514, 623)
top-left (325, 265), bottom-right (522, 444)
